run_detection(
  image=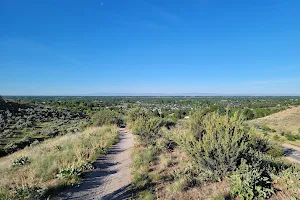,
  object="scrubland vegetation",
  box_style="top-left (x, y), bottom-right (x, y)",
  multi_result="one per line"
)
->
top-left (0, 97), bottom-right (88, 157)
top-left (1, 95), bottom-right (300, 199)
top-left (129, 107), bottom-right (300, 199)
